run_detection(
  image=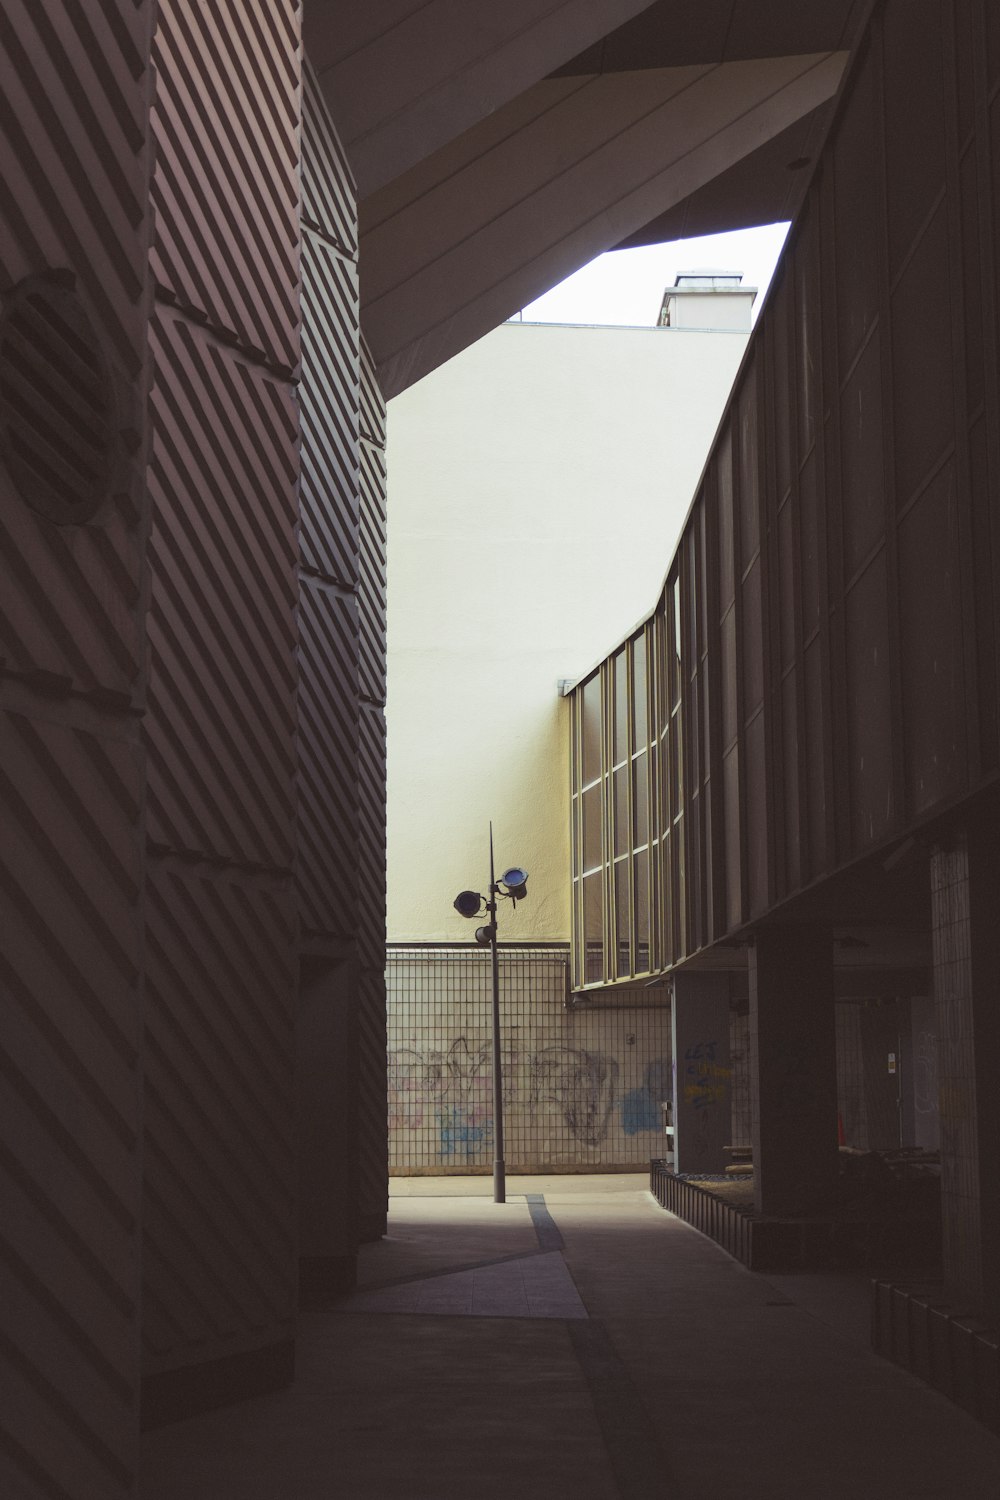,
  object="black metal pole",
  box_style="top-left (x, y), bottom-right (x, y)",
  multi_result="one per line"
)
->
top-left (489, 824), bottom-right (505, 1204)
